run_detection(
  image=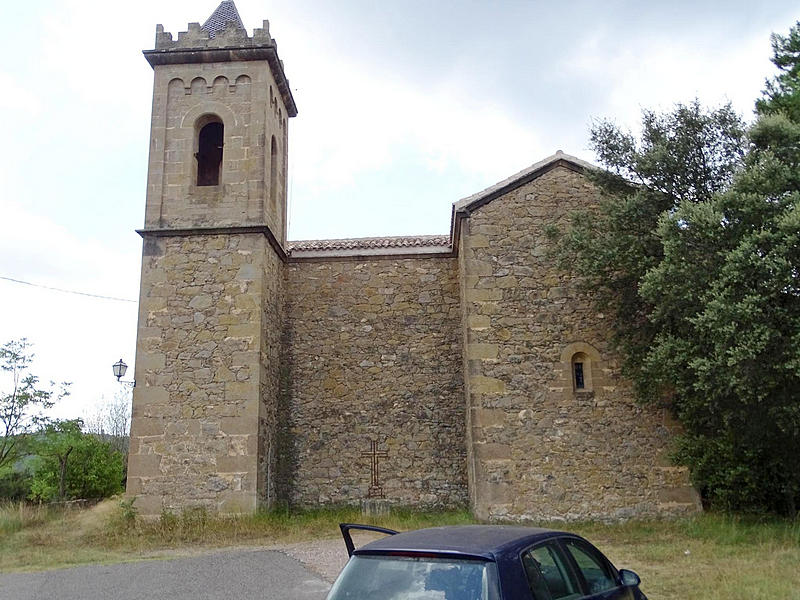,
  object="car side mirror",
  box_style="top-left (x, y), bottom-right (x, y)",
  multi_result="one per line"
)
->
top-left (619, 569), bottom-right (641, 587)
